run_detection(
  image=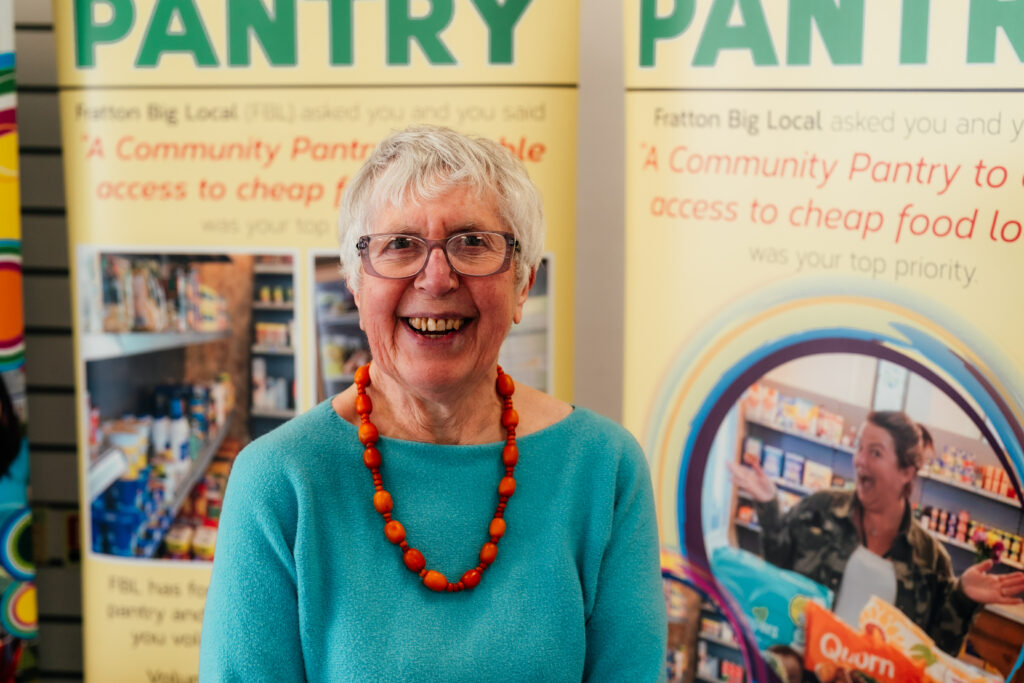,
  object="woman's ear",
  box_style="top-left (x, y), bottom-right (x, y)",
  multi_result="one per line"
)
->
top-left (347, 279), bottom-right (364, 331)
top-left (512, 267), bottom-right (536, 325)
